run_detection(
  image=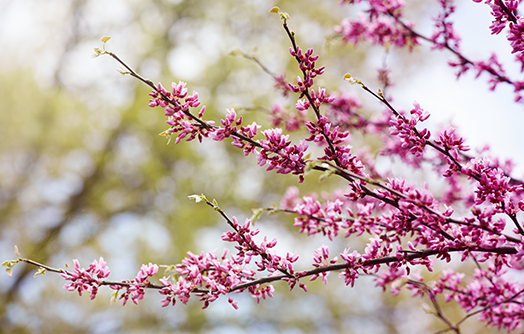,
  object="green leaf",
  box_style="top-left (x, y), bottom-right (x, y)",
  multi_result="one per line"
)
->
top-left (280, 12), bottom-right (290, 22)
top-left (116, 67), bottom-right (130, 76)
top-left (162, 265), bottom-right (177, 277)
top-left (188, 194), bottom-right (205, 203)
top-left (267, 208), bottom-right (281, 216)
top-left (110, 290), bottom-right (119, 304)
top-left (100, 36), bottom-right (111, 43)
top-left (159, 130), bottom-right (173, 145)
top-left (2, 259), bottom-right (18, 269)
top-left (34, 267), bottom-right (46, 277)
top-left (319, 169), bottom-right (334, 182)
top-left (5, 267), bottom-right (12, 277)
top-left (250, 208), bottom-right (264, 224)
